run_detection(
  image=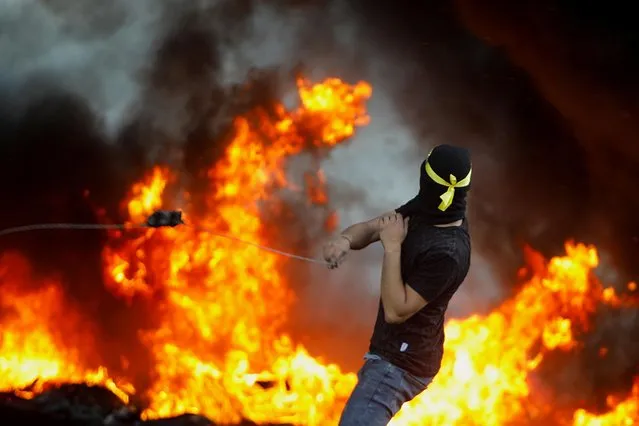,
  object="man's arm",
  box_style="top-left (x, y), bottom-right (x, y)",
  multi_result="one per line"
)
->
top-left (381, 252), bottom-right (457, 324)
top-left (340, 211), bottom-right (395, 250)
top-left (380, 251), bottom-right (428, 323)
